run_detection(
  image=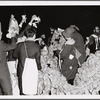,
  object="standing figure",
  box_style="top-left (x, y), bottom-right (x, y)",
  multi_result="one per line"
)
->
top-left (86, 26), bottom-right (100, 53)
top-left (0, 22), bottom-right (17, 95)
top-left (6, 14), bottom-right (26, 95)
top-left (35, 34), bottom-right (46, 49)
top-left (47, 27), bottom-right (55, 46)
top-left (85, 37), bottom-right (90, 58)
top-left (13, 26), bottom-right (41, 95)
top-left (59, 37), bottom-right (78, 85)
top-left (62, 25), bottom-right (86, 66)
